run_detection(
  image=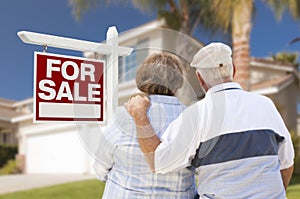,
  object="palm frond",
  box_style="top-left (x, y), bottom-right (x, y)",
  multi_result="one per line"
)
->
top-left (265, 0), bottom-right (300, 20)
top-left (68, 0), bottom-right (129, 20)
